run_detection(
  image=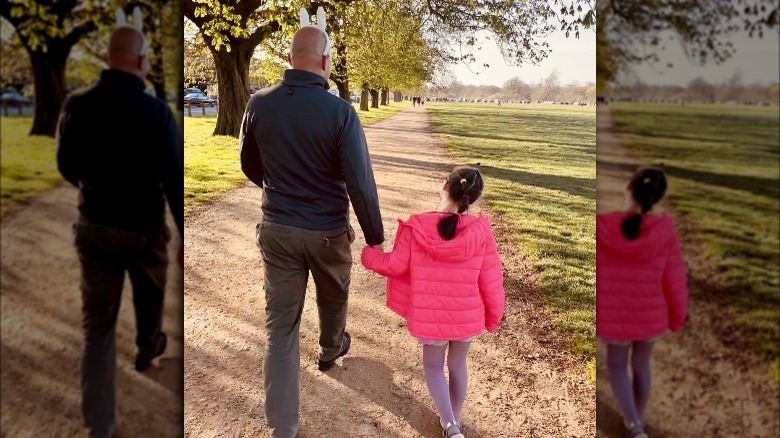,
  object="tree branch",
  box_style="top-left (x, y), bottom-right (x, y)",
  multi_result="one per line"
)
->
top-left (50, 0), bottom-right (80, 18)
top-left (234, 0), bottom-right (264, 18)
top-left (0, 1), bottom-right (19, 26)
top-left (183, 0), bottom-right (205, 27)
top-left (246, 20), bottom-right (281, 50)
top-left (64, 21), bottom-right (97, 50)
